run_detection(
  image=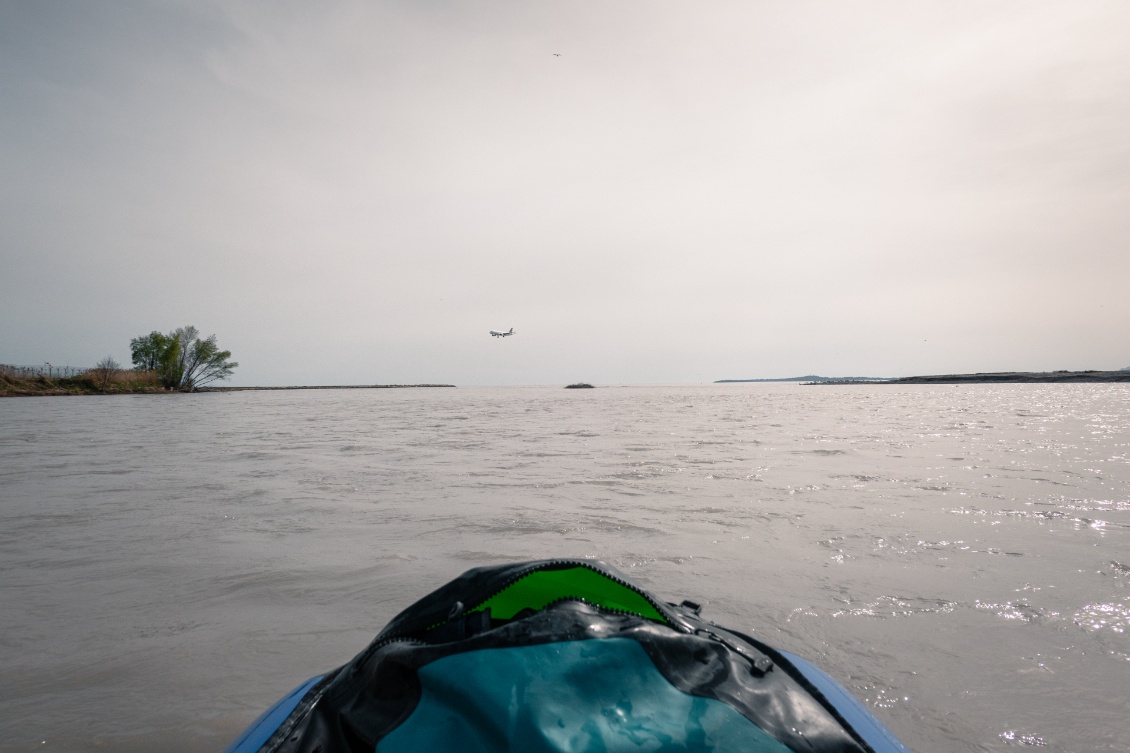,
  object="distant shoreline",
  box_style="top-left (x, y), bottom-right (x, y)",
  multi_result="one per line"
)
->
top-left (818, 370), bottom-right (1130, 384)
top-left (716, 375), bottom-right (888, 383)
top-left (716, 370), bottom-right (1130, 385)
top-left (199, 384), bottom-right (456, 391)
top-left (0, 373), bottom-right (456, 397)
